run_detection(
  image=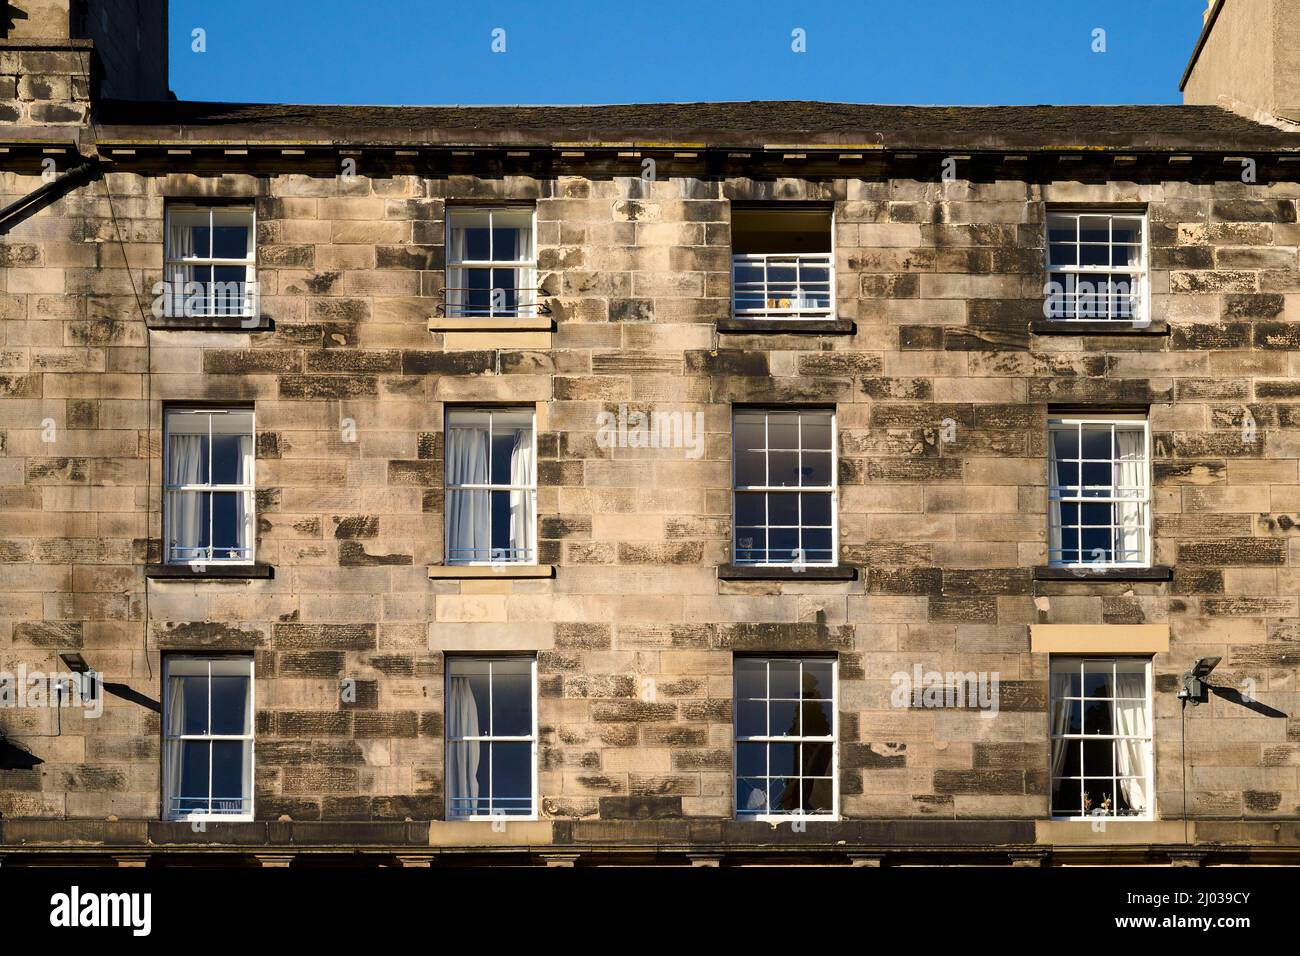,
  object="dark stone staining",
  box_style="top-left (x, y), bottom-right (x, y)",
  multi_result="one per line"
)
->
top-left (842, 742), bottom-right (907, 769)
top-left (928, 596), bottom-right (996, 623)
top-left (400, 350), bottom-right (495, 375)
top-left (933, 770), bottom-right (1026, 795)
top-left (273, 623), bottom-right (377, 650)
top-left (278, 375), bottom-right (377, 399)
top-left (333, 515), bottom-right (379, 539)
top-left (598, 796), bottom-right (682, 820)
top-left (13, 621), bottom-right (83, 648)
top-left (869, 567), bottom-right (942, 594)
top-left (417, 432), bottom-right (440, 459)
top-left (1212, 200), bottom-right (1297, 223)
top-left (305, 350), bottom-right (402, 373)
top-left (685, 349), bottom-right (770, 376)
top-left (1177, 538), bottom-right (1286, 566)
top-left (26, 458), bottom-right (88, 483)
top-left (387, 460), bottom-right (440, 486)
top-left (338, 541), bottom-right (411, 567)
top-left (1244, 790), bottom-right (1282, 812)
top-left (203, 349), bottom-right (301, 374)
top-left (154, 621), bottom-right (266, 649)
top-left (715, 622), bottom-right (855, 650)
top-left (276, 652), bottom-right (346, 678)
